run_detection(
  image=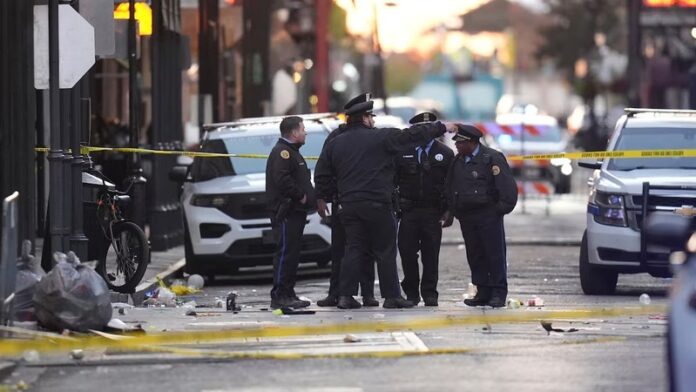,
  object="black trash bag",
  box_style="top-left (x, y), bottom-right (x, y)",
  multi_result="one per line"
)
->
top-left (14, 240), bottom-right (45, 321)
top-left (33, 251), bottom-right (112, 332)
